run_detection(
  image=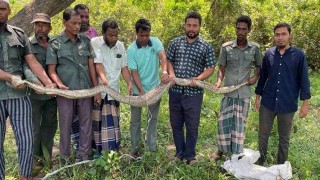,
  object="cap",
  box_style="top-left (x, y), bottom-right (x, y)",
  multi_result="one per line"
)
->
top-left (31, 13), bottom-right (51, 24)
